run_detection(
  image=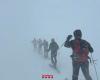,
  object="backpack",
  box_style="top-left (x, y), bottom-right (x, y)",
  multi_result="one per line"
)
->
top-left (71, 39), bottom-right (89, 62)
